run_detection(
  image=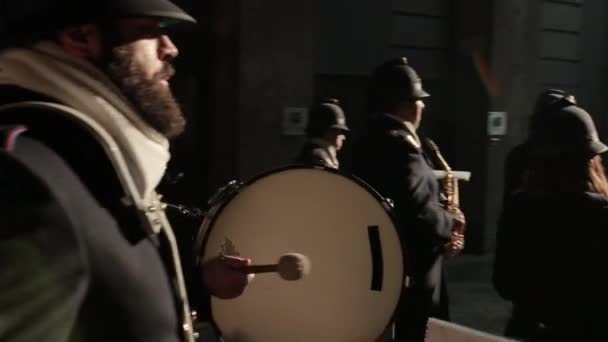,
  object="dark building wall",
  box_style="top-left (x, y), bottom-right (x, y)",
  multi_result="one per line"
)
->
top-left (389, 0), bottom-right (451, 81)
top-left (315, 0), bottom-right (391, 76)
top-left (539, 1), bottom-right (583, 95)
top-left (535, 0), bottom-right (608, 137)
top-left (580, 0), bottom-right (608, 138)
top-left (447, 0), bottom-right (495, 254)
top-left (203, 0), bottom-right (242, 191)
top-left (484, 0), bottom-right (543, 251)
top-left (237, 1), bottom-right (319, 179)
